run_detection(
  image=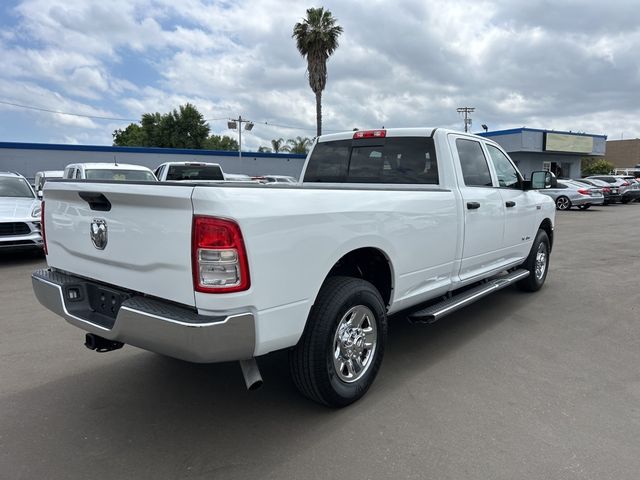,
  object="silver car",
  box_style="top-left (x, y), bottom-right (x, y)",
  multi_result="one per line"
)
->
top-left (538, 179), bottom-right (605, 210)
top-left (0, 172), bottom-right (43, 249)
